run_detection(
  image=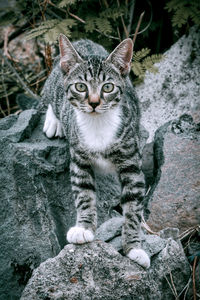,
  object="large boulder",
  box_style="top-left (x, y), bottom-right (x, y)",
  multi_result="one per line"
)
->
top-left (20, 239), bottom-right (190, 300)
top-left (147, 114), bottom-right (200, 233)
top-left (136, 26), bottom-right (200, 143)
top-left (0, 109), bottom-right (120, 299)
